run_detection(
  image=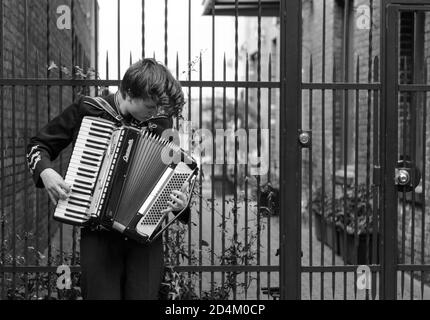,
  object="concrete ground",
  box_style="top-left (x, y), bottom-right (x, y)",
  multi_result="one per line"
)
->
top-left (47, 195), bottom-right (430, 300)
